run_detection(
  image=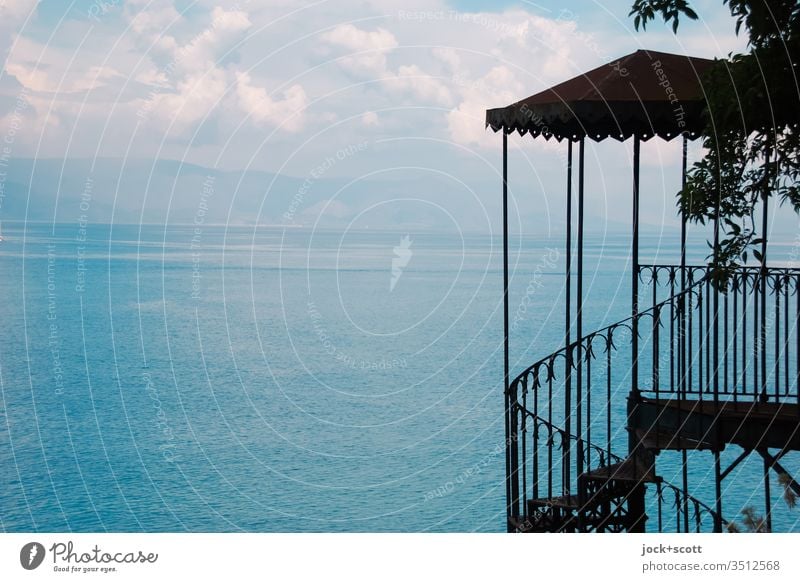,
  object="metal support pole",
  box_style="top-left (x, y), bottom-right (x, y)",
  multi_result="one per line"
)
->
top-left (760, 150), bottom-right (773, 530)
top-left (627, 133), bottom-right (642, 490)
top-left (577, 137), bottom-right (585, 480)
top-left (759, 151), bottom-right (770, 401)
top-left (713, 148), bottom-right (721, 405)
top-left (680, 135), bottom-right (690, 532)
top-left (681, 134), bottom-right (689, 340)
top-left (714, 450), bottom-right (723, 532)
top-left (502, 130), bottom-right (515, 530)
top-left (564, 139), bottom-right (573, 495)
top-left (626, 136), bottom-right (649, 533)
top-left (764, 452), bottom-right (773, 532)
top-left (632, 135), bottom-right (641, 398)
